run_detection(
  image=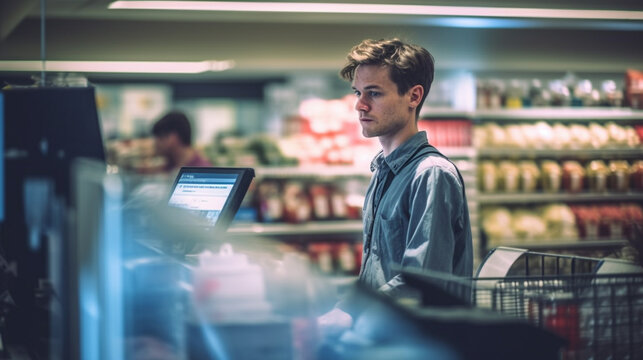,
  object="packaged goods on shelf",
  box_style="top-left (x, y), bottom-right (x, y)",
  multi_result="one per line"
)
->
top-left (105, 138), bottom-right (167, 173)
top-left (519, 161), bottom-right (540, 192)
top-left (562, 161), bottom-right (585, 193)
top-left (511, 210), bottom-right (548, 240)
top-left (570, 204), bottom-right (642, 239)
top-left (608, 160), bottom-right (630, 192)
top-left (479, 161), bottom-right (498, 192)
top-left (306, 241), bottom-right (361, 276)
top-left (476, 75), bottom-right (625, 109)
top-left (205, 134), bottom-right (298, 167)
top-left (541, 204), bottom-right (578, 239)
top-left (284, 96), bottom-right (379, 166)
top-left (254, 178), bottom-right (365, 224)
top-left (417, 119), bottom-right (472, 147)
top-left (282, 181), bottom-right (313, 223)
top-left (257, 181), bottom-right (284, 222)
top-left (474, 122), bottom-right (641, 150)
top-left (479, 158), bottom-right (642, 194)
top-left (541, 160), bottom-right (563, 193)
top-left (498, 161), bottom-right (520, 192)
top-left (625, 69), bottom-right (643, 109)
top-left (631, 160), bottom-right (643, 190)
top-left (552, 123), bottom-right (573, 149)
top-left (481, 203), bottom-right (642, 247)
top-left (585, 160), bottom-right (608, 192)
top-left (481, 207), bottom-right (515, 245)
